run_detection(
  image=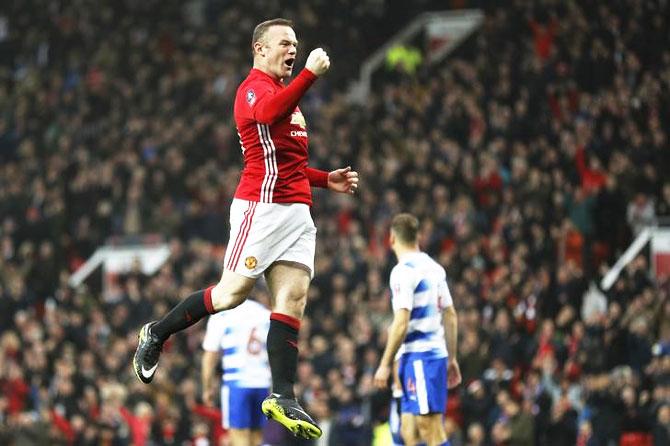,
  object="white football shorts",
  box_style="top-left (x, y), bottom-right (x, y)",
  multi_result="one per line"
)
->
top-left (223, 198), bottom-right (316, 278)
